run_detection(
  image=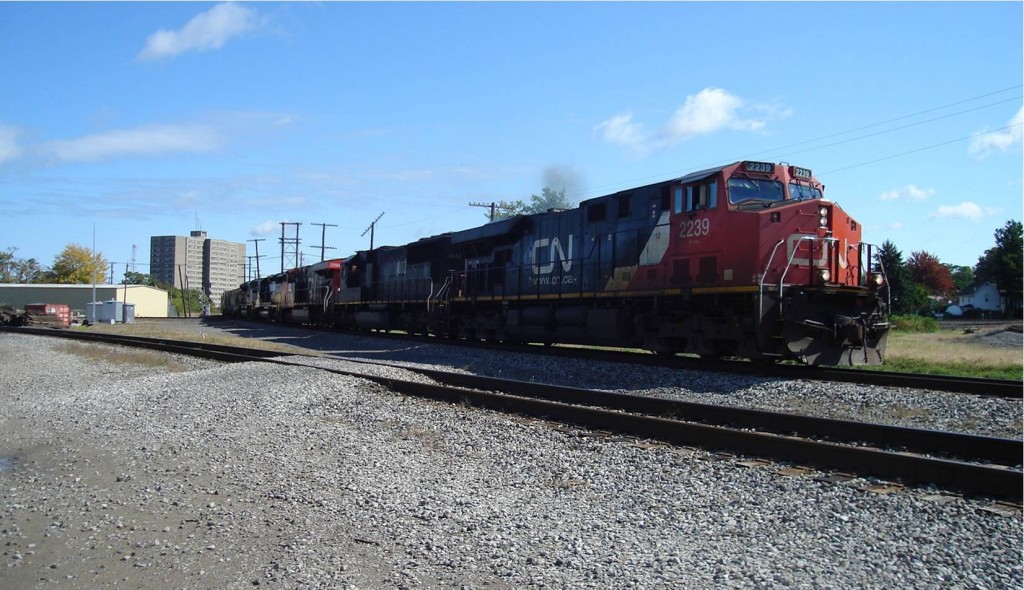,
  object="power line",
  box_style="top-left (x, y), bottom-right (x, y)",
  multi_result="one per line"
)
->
top-left (747, 86), bottom-right (1022, 157)
top-left (743, 96), bottom-right (1020, 162)
top-left (820, 122), bottom-right (1023, 175)
top-left (573, 84), bottom-right (1023, 199)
